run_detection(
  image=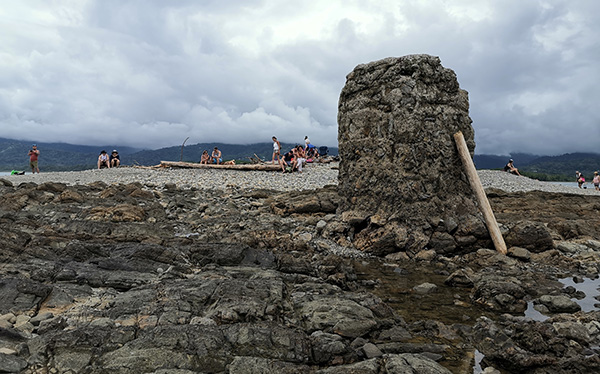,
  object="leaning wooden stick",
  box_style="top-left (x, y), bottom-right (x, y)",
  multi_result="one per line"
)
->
top-left (453, 131), bottom-right (507, 255)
